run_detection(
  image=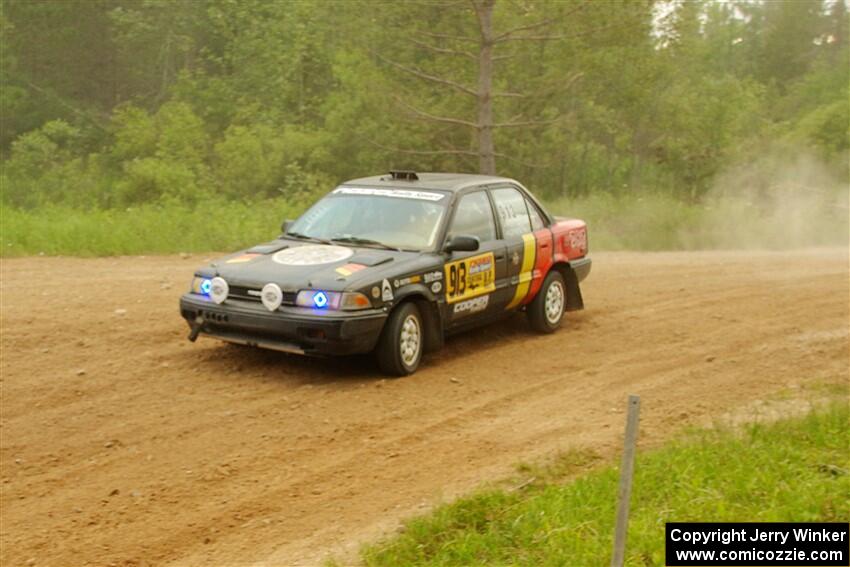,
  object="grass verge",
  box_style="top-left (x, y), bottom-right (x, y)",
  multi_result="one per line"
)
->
top-left (360, 402), bottom-right (849, 566)
top-left (3, 191), bottom-right (847, 256)
top-left (1, 199), bottom-right (302, 257)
